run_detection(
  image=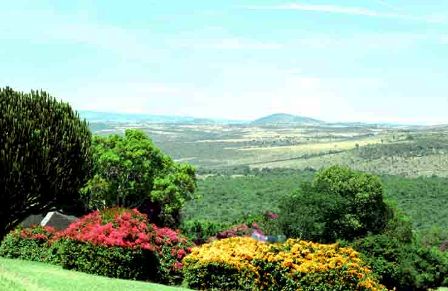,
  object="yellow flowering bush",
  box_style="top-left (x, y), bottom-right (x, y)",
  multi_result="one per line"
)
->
top-left (183, 237), bottom-right (386, 290)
